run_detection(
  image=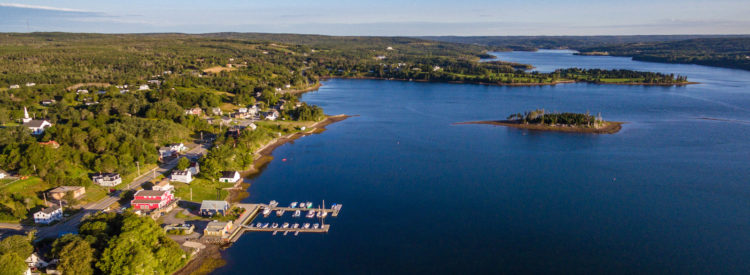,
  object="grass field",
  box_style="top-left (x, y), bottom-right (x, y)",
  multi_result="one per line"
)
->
top-left (172, 178), bottom-right (235, 203)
